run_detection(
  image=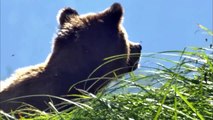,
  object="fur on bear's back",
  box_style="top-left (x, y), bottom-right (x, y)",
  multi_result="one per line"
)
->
top-left (0, 63), bottom-right (45, 92)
